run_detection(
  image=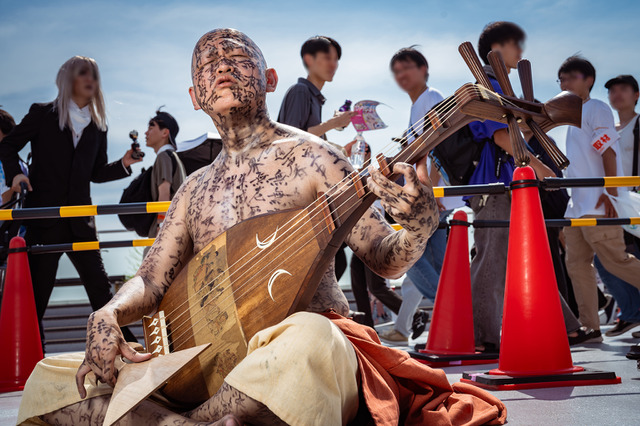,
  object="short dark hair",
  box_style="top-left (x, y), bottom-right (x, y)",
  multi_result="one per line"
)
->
top-left (0, 109), bottom-right (16, 136)
top-left (390, 46), bottom-right (429, 70)
top-left (149, 107), bottom-right (179, 146)
top-left (300, 36), bottom-right (341, 69)
top-left (558, 55), bottom-right (596, 92)
top-left (478, 21), bottom-right (526, 65)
